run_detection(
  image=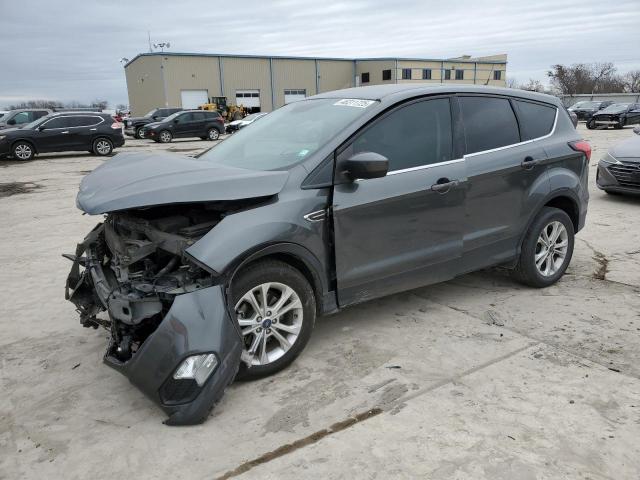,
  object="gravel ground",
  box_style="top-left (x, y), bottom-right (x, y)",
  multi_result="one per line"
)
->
top-left (1, 127), bottom-right (639, 480)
